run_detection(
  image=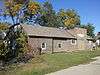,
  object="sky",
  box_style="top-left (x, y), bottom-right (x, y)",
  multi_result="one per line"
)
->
top-left (0, 0), bottom-right (100, 33)
top-left (37, 0), bottom-right (100, 33)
